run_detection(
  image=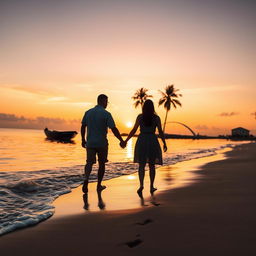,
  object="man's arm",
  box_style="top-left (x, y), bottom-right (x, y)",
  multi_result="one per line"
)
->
top-left (111, 126), bottom-right (124, 144)
top-left (81, 124), bottom-right (86, 148)
top-left (107, 112), bottom-right (125, 147)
